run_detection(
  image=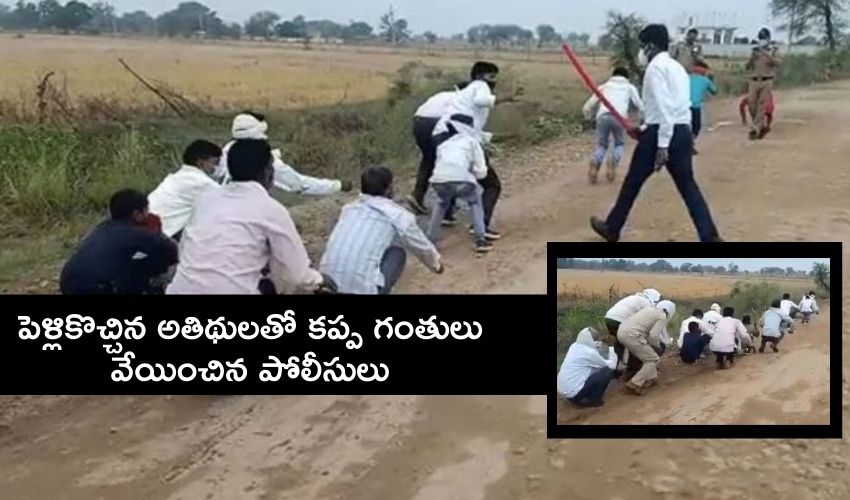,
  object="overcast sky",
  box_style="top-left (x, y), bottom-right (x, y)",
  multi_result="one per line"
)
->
top-left (108, 0), bottom-right (778, 38)
top-left (624, 258), bottom-right (829, 271)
